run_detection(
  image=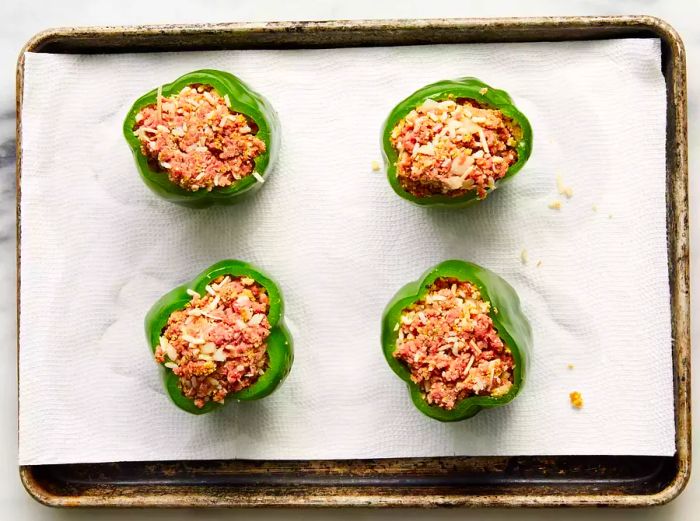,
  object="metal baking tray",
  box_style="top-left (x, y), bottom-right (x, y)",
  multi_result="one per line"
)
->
top-left (16, 16), bottom-right (689, 508)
